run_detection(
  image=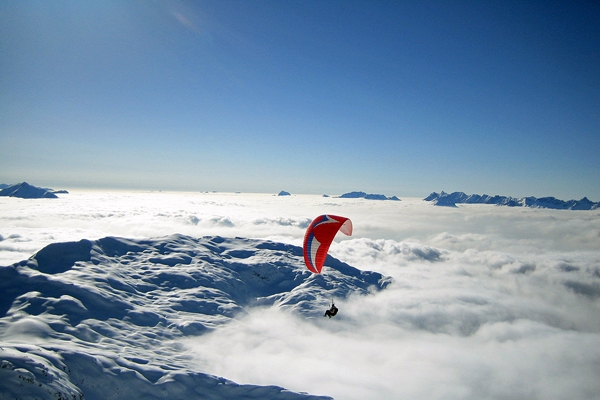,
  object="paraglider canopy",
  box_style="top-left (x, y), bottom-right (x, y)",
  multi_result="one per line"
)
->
top-left (303, 215), bottom-right (352, 273)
